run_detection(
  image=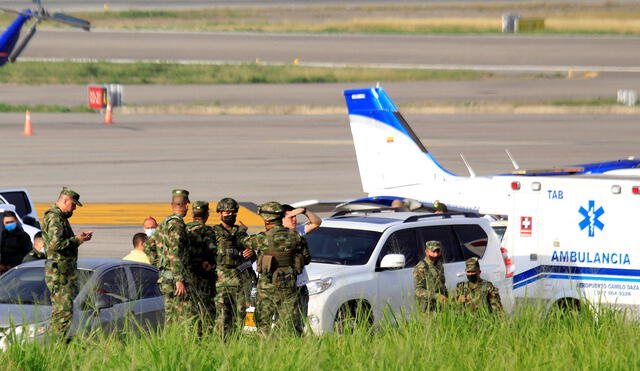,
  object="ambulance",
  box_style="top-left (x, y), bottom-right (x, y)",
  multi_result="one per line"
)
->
top-left (505, 175), bottom-right (640, 312)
